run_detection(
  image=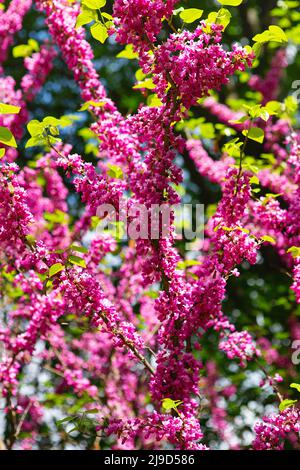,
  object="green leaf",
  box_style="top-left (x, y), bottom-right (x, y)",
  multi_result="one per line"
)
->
top-left (0, 127), bottom-right (17, 147)
top-left (253, 25), bottom-right (288, 44)
top-left (161, 398), bottom-right (183, 412)
top-left (223, 138), bottom-right (243, 158)
top-left (177, 260), bottom-right (202, 270)
top-left (12, 39), bottom-right (39, 58)
top-left (107, 163), bottom-right (124, 179)
top-left (135, 69), bottom-right (146, 81)
top-left (75, 11), bottom-right (96, 28)
top-left (207, 8), bottom-right (231, 30)
top-left (179, 8), bottom-right (203, 23)
top-left (144, 290), bottom-right (159, 299)
top-left (28, 39), bottom-right (39, 52)
top-left (236, 226), bottom-right (250, 234)
top-left (259, 109), bottom-right (270, 122)
top-left (0, 148), bottom-right (5, 158)
top-left (81, 0), bottom-right (106, 9)
top-left (252, 42), bottom-right (262, 57)
top-left (68, 255), bottom-right (87, 269)
top-left (229, 115), bottom-right (248, 124)
top-left (133, 78), bottom-right (156, 90)
top-left (290, 383), bottom-right (300, 393)
top-left (265, 100), bottom-right (281, 115)
top-left (217, 0), bottom-right (243, 5)
top-left (91, 216), bottom-right (100, 229)
top-left (102, 12), bottom-right (113, 20)
top-left (116, 44), bottom-right (138, 59)
top-left (279, 399), bottom-right (297, 412)
top-left (25, 234), bottom-right (36, 246)
top-left (79, 100), bottom-right (105, 111)
top-left (147, 94), bottom-right (163, 108)
top-left (90, 22), bottom-right (108, 43)
top-left (269, 25), bottom-right (288, 42)
top-left (27, 120), bottom-right (44, 137)
top-left (243, 127), bottom-right (264, 143)
top-left (25, 136), bottom-right (45, 148)
top-left (13, 45), bottom-right (32, 58)
top-left (44, 210), bottom-right (67, 224)
top-left (70, 244), bottom-right (88, 254)
top-left (49, 263), bottom-right (65, 278)
top-left (250, 175), bottom-right (259, 185)
top-left (0, 103), bottom-right (21, 114)
top-left (173, 7), bottom-right (184, 16)
top-left (284, 96), bottom-right (297, 115)
top-left (261, 235), bottom-right (276, 244)
top-left (56, 416), bottom-right (77, 426)
top-left (287, 246), bottom-right (300, 258)
top-left (43, 116), bottom-right (63, 127)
